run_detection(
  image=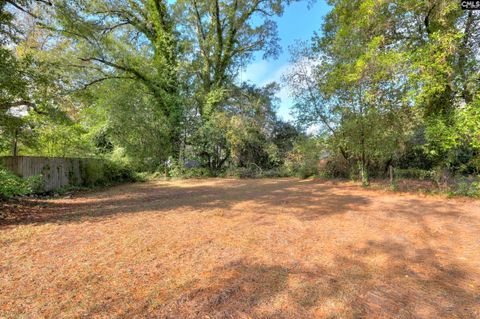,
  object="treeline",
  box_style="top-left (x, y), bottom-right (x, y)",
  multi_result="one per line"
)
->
top-left (285, 0), bottom-right (480, 184)
top-left (1, 0), bottom-right (307, 176)
top-left (0, 1), bottom-right (479, 184)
